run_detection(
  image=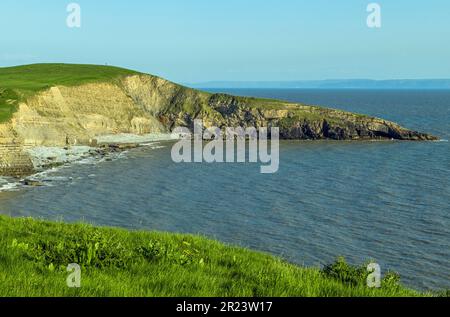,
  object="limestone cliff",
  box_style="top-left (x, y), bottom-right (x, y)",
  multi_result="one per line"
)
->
top-left (0, 65), bottom-right (438, 176)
